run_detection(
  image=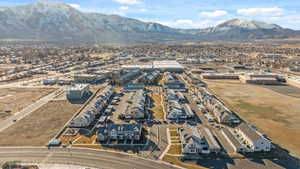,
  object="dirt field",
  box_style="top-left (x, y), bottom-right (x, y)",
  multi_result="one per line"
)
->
top-left (0, 100), bottom-right (83, 146)
top-left (205, 80), bottom-right (300, 158)
top-left (0, 87), bottom-right (57, 122)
